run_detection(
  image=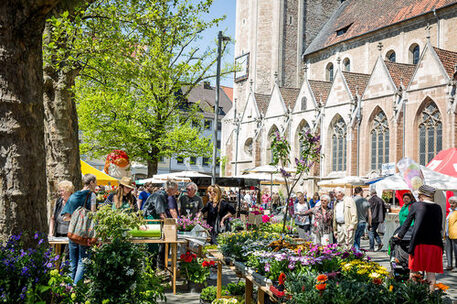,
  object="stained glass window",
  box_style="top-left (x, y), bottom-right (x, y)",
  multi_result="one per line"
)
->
top-left (332, 117), bottom-right (347, 171)
top-left (419, 102), bottom-right (442, 165)
top-left (370, 112), bottom-right (389, 170)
